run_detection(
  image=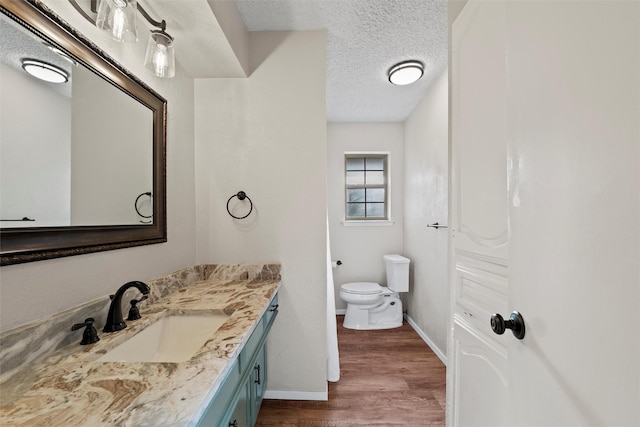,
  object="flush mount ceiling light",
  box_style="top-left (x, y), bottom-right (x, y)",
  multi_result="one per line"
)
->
top-left (21, 59), bottom-right (68, 83)
top-left (388, 60), bottom-right (424, 86)
top-left (69, 0), bottom-right (175, 78)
